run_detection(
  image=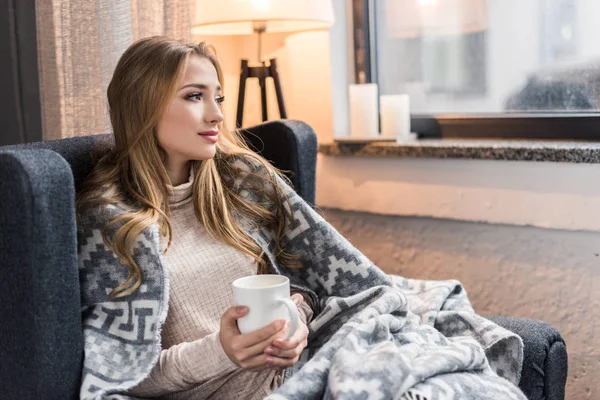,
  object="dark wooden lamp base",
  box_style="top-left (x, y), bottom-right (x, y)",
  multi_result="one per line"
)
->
top-left (236, 58), bottom-right (287, 128)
